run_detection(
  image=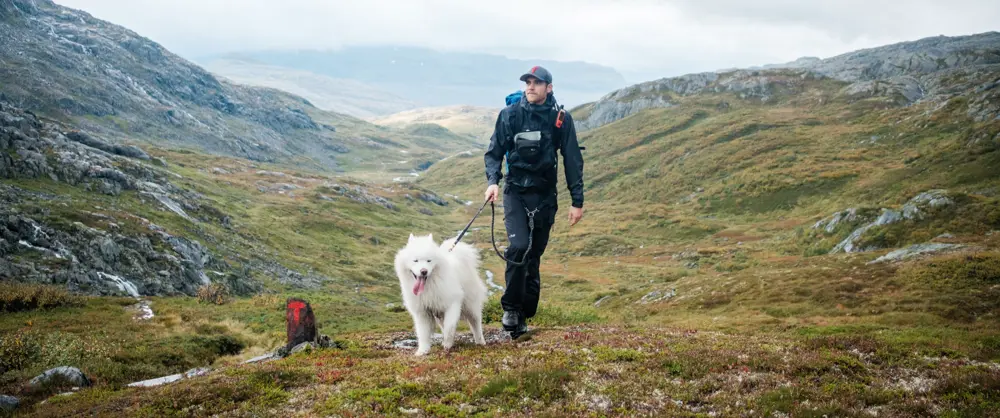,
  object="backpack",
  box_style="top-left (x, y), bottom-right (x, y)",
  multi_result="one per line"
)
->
top-left (503, 90), bottom-right (567, 139)
top-left (505, 91), bottom-right (523, 106)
